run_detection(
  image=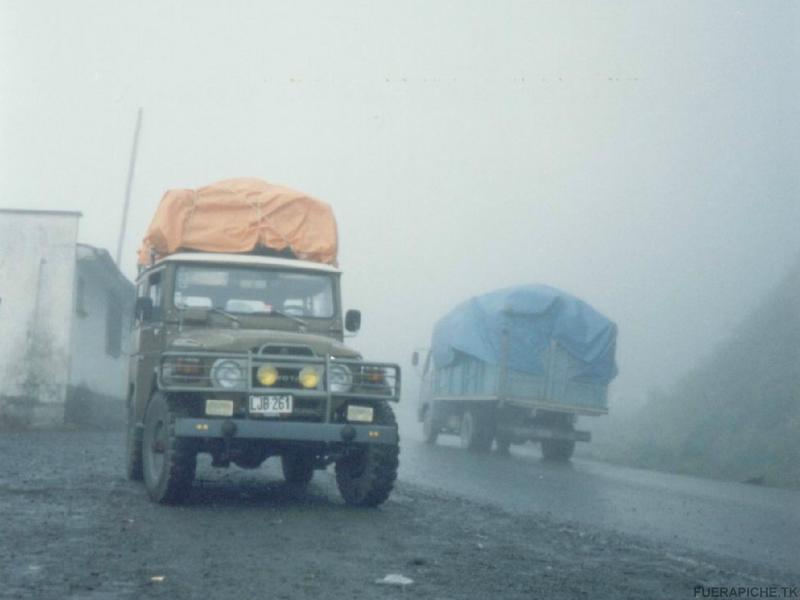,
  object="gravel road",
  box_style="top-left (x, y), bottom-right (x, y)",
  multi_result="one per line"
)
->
top-left (0, 431), bottom-right (796, 599)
